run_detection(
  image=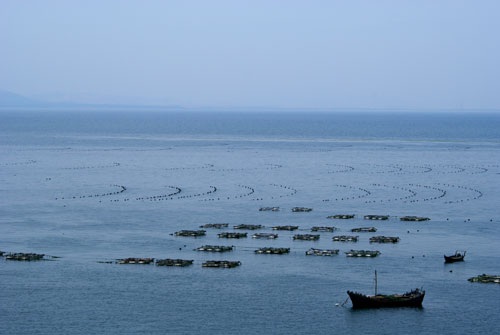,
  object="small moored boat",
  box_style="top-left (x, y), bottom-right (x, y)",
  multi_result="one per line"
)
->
top-left (347, 271), bottom-right (425, 309)
top-left (444, 250), bottom-right (466, 263)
